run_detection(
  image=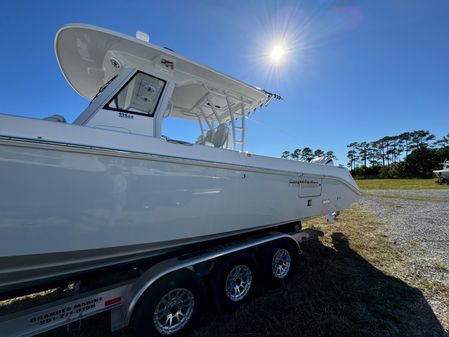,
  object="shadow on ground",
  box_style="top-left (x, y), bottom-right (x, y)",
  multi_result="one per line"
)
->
top-left (39, 233), bottom-right (447, 337)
